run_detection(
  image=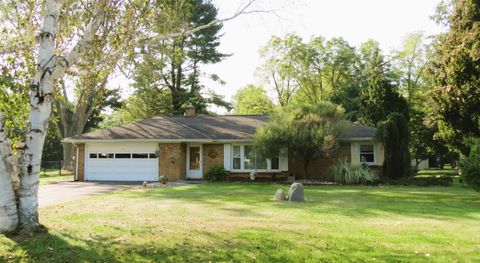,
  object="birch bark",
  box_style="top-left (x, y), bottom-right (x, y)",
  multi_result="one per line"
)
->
top-left (0, 115), bottom-right (19, 232)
